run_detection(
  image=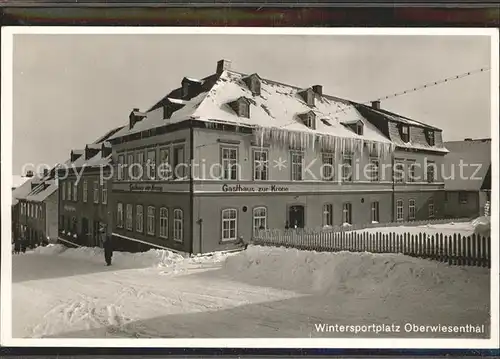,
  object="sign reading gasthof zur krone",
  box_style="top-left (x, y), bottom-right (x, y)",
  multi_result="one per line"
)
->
top-left (221, 184), bottom-right (289, 192)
